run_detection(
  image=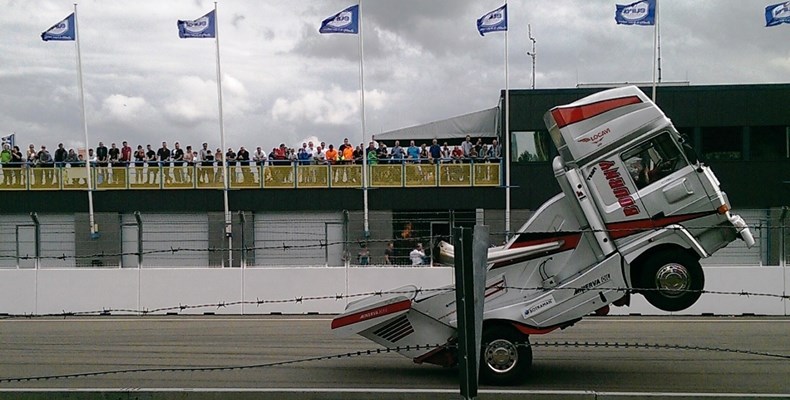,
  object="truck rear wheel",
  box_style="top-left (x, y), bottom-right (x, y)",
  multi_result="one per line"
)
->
top-left (480, 324), bottom-right (532, 385)
top-left (639, 250), bottom-right (704, 312)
